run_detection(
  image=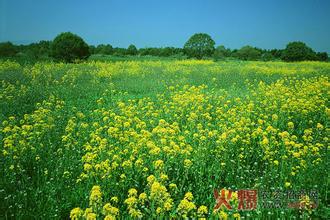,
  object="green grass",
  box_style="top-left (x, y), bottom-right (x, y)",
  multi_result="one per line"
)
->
top-left (0, 59), bottom-right (329, 219)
